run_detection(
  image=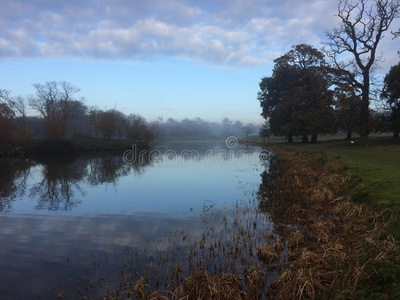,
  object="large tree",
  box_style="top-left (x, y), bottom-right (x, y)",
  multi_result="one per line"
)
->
top-left (381, 61), bottom-right (400, 138)
top-left (326, 0), bottom-right (400, 142)
top-left (258, 44), bottom-right (335, 143)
